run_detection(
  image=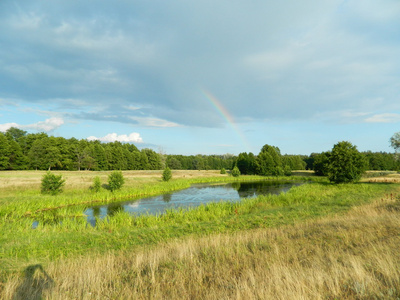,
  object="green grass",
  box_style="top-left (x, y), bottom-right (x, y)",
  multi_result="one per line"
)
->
top-left (1, 178), bottom-right (398, 278)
